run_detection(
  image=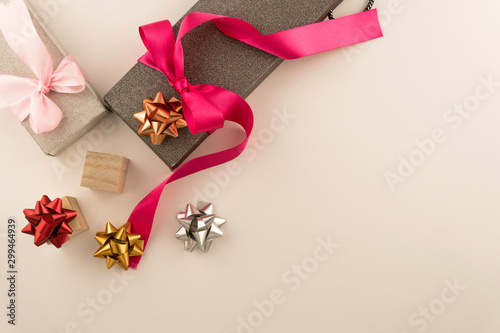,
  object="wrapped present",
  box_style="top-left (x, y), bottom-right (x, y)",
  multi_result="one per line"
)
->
top-left (0, 0), bottom-right (109, 156)
top-left (121, 7), bottom-right (382, 269)
top-left (104, 0), bottom-right (344, 169)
